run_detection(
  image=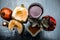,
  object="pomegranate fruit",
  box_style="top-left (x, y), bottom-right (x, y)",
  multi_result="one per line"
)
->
top-left (41, 16), bottom-right (56, 31)
top-left (1, 7), bottom-right (12, 21)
